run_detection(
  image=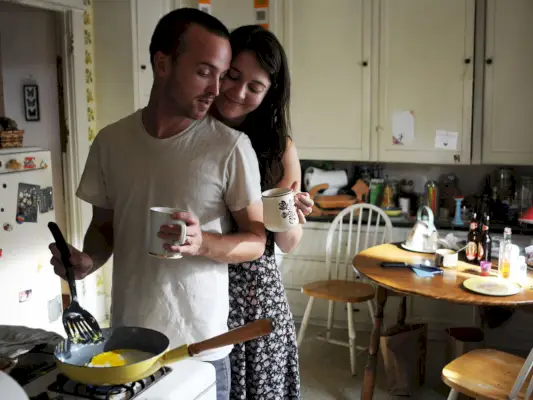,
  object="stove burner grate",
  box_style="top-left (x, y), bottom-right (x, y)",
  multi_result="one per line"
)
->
top-left (47, 366), bottom-right (172, 399)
